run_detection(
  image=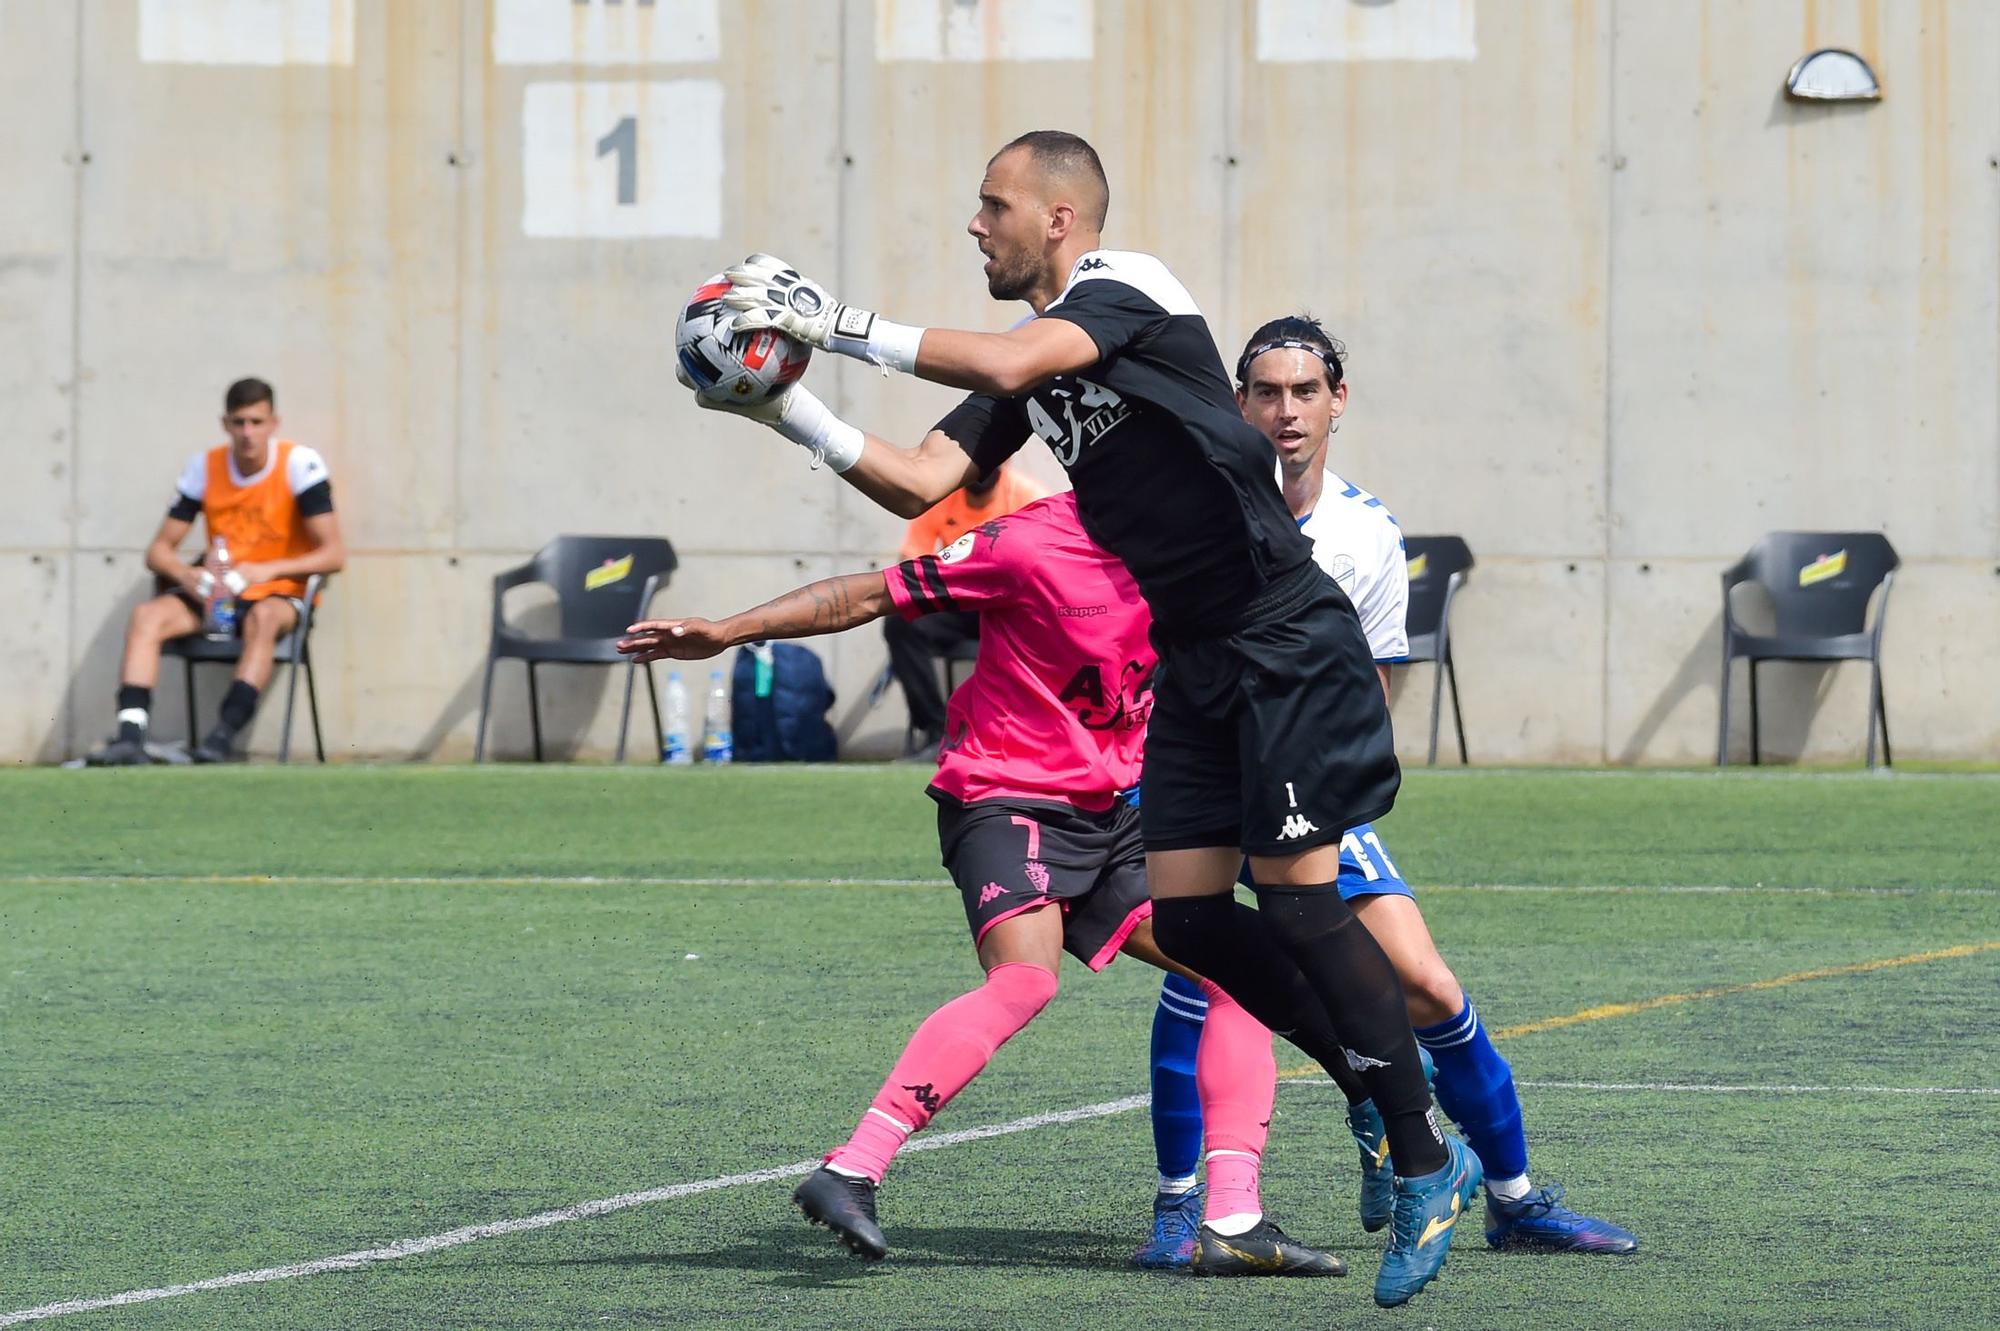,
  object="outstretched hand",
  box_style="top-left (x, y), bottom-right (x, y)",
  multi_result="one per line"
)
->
top-left (617, 618), bottom-right (731, 662)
